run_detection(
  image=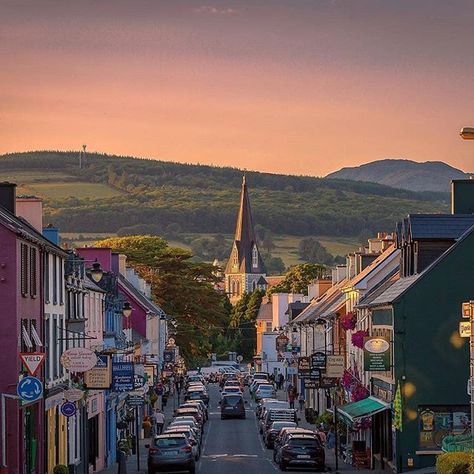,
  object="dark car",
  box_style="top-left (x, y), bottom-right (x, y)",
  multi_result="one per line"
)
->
top-left (273, 428), bottom-right (313, 461)
top-left (277, 434), bottom-right (325, 471)
top-left (146, 433), bottom-right (195, 474)
top-left (264, 421), bottom-right (297, 448)
top-left (220, 394), bottom-right (246, 419)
